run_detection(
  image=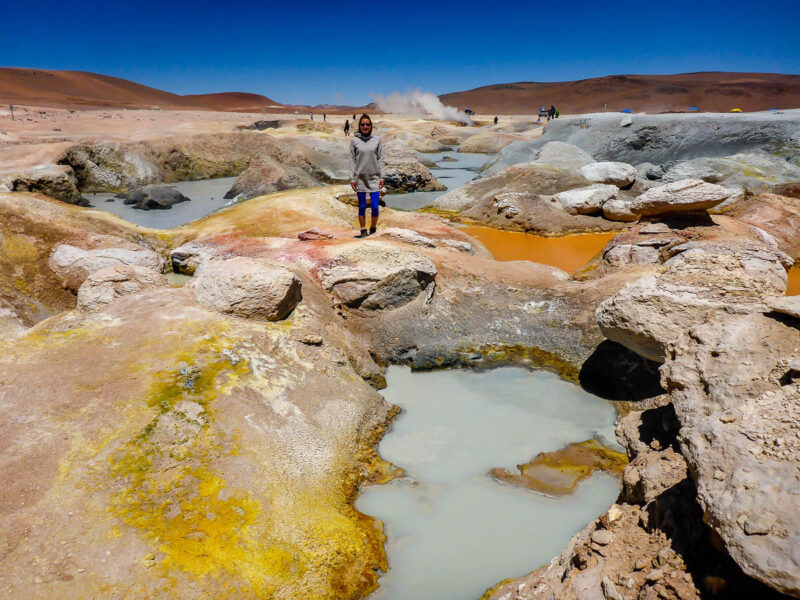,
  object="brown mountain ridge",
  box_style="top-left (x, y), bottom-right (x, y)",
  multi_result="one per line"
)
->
top-left (1, 67), bottom-right (798, 114)
top-left (439, 72), bottom-right (800, 114)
